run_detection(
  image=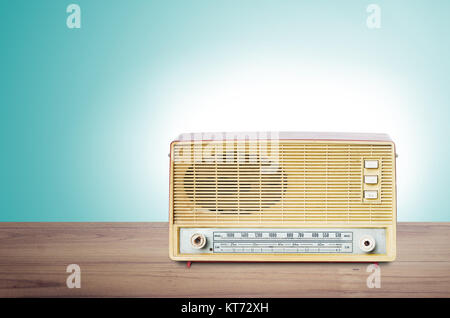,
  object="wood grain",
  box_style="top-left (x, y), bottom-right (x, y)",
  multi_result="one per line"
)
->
top-left (0, 222), bottom-right (449, 297)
